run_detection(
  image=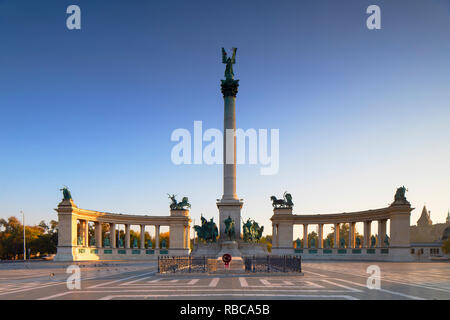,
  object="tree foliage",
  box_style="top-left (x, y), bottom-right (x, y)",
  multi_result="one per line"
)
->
top-left (0, 216), bottom-right (58, 260)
